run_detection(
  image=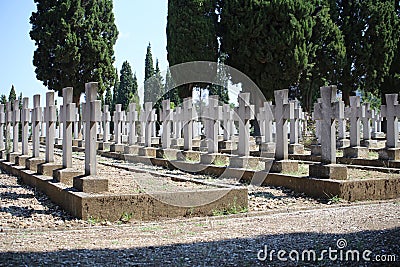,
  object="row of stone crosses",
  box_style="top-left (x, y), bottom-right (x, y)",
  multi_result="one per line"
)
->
top-left (0, 83), bottom-right (399, 177)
